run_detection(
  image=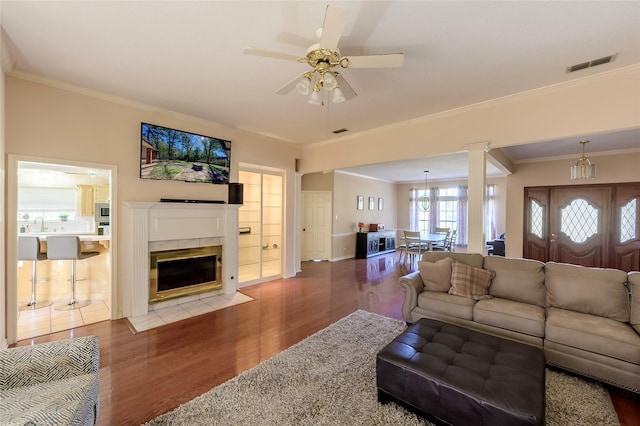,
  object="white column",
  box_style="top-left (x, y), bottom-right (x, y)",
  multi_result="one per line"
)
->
top-left (466, 143), bottom-right (489, 254)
